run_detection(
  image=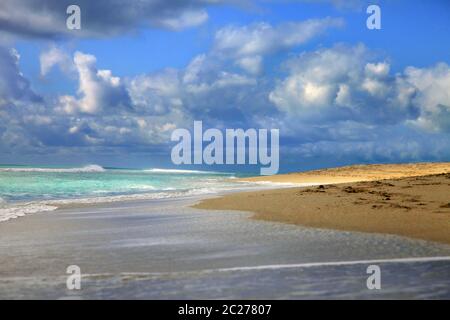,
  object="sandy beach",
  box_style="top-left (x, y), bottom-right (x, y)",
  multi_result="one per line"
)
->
top-left (194, 163), bottom-right (450, 244)
top-left (241, 162), bottom-right (450, 184)
top-left (1, 162), bottom-right (450, 299)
